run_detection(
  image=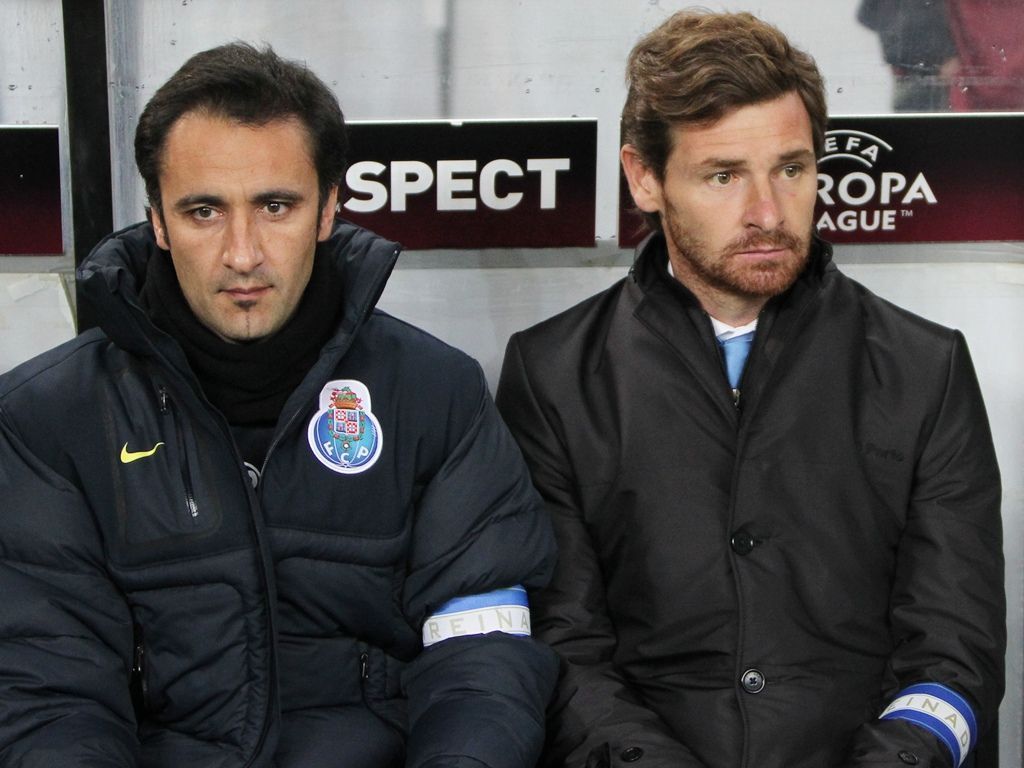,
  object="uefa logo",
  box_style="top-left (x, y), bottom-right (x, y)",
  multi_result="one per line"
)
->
top-left (816, 129), bottom-right (937, 235)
